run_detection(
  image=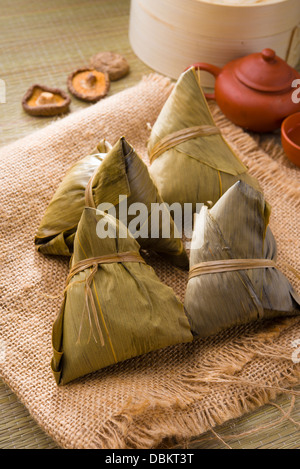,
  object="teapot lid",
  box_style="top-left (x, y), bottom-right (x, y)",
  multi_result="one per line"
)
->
top-left (234, 49), bottom-right (296, 93)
